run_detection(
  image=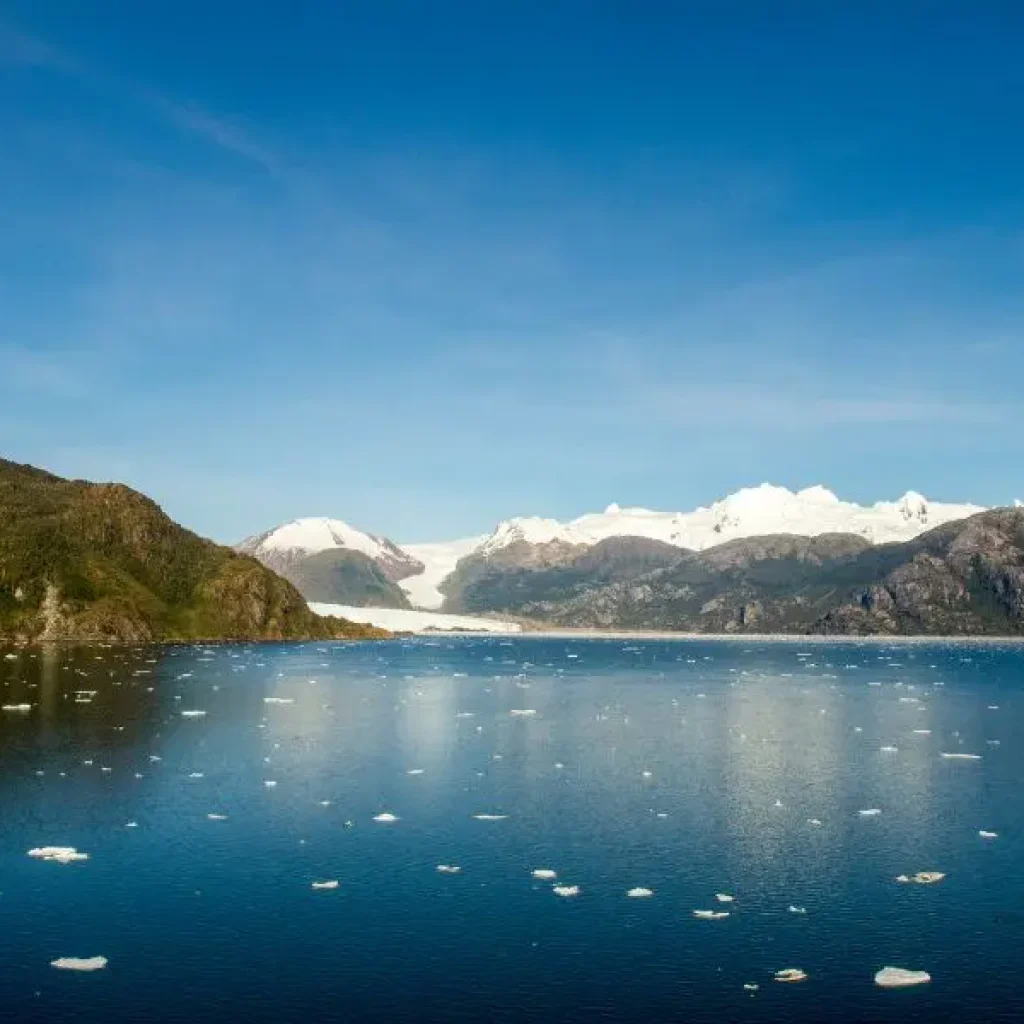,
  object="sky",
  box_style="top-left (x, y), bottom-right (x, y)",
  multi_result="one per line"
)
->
top-left (1, 1), bottom-right (1022, 544)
